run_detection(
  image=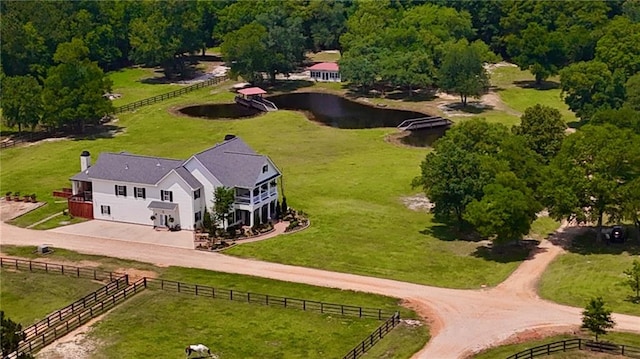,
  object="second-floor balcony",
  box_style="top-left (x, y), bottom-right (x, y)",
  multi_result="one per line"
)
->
top-left (235, 185), bottom-right (277, 206)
